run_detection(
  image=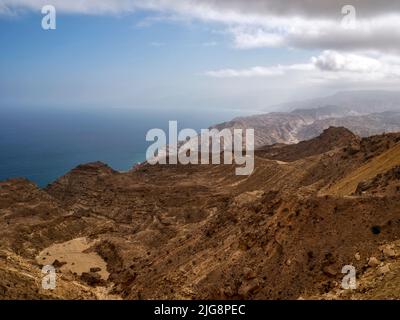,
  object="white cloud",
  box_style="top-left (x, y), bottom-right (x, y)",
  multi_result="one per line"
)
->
top-left (231, 27), bottom-right (285, 49)
top-left (0, 0), bottom-right (400, 51)
top-left (4, 0), bottom-right (400, 91)
top-left (205, 63), bottom-right (312, 78)
top-left (3, 0), bottom-right (400, 18)
top-left (0, 0), bottom-right (153, 14)
top-left (3, 0), bottom-right (400, 111)
top-left (312, 51), bottom-right (382, 73)
top-left (3, 0), bottom-right (400, 53)
top-left (205, 66), bottom-right (284, 78)
top-left (225, 15), bottom-right (400, 52)
top-left (205, 51), bottom-right (400, 83)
